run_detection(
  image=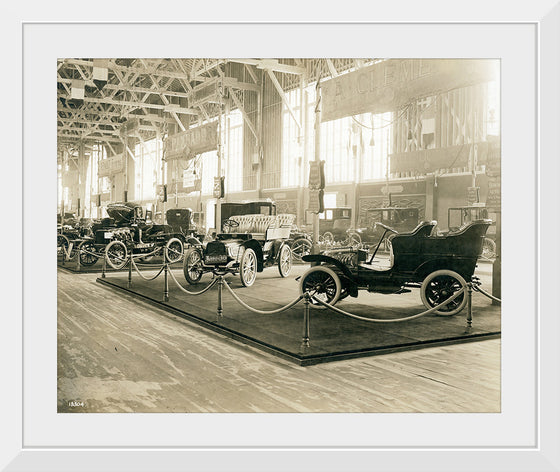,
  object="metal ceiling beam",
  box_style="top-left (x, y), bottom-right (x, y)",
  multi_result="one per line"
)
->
top-left (57, 76), bottom-right (191, 100)
top-left (57, 132), bottom-right (122, 143)
top-left (57, 94), bottom-right (198, 115)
